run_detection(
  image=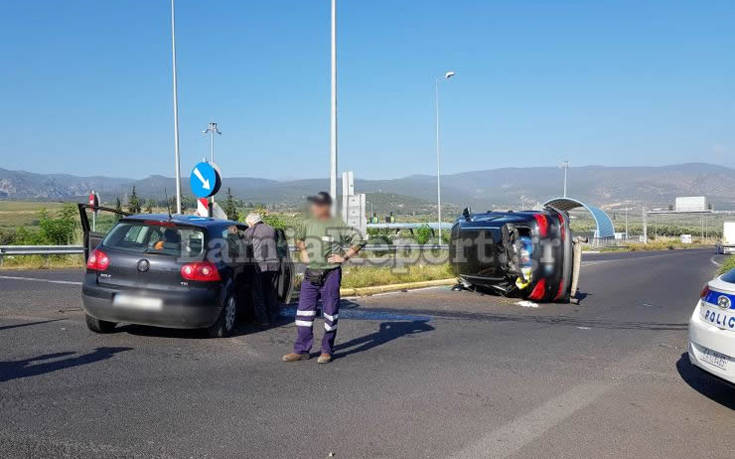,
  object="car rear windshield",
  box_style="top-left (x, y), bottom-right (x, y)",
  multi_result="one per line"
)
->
top-left (102, 221), bottom-right (205, 257)
top-left (721, 269), bottom-right (735, 284)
